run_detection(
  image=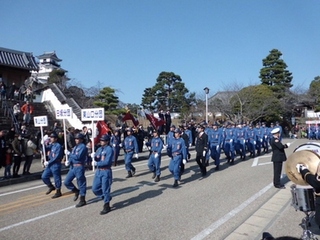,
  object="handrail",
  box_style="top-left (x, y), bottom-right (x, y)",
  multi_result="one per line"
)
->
top-left (1, 99), bottom-right (20, 133)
